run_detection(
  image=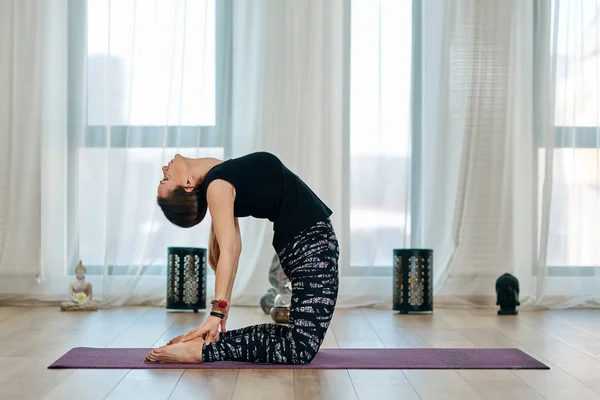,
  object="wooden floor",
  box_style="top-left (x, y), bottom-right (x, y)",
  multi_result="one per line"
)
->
top-left (0, 306), bottom-right (599, 400)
